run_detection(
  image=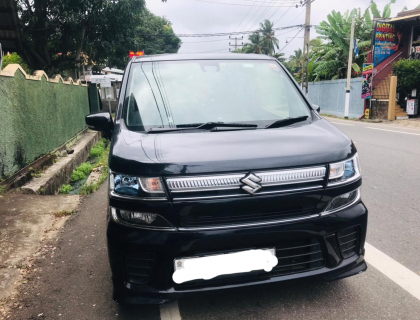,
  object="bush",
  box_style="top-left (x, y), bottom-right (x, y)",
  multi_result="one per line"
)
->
top-left (1, 53), bottom-right (32, 74)
top-left (77, 162), bottom-right (93, 175)
top-left (60, 184), bottom-right (73, 194)
top-left (71, 170), bottom-right (86, 182)
top-left (393, 59), bottom-right (420, 90)
top-left (90, 140), bottom-right (105, 158)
